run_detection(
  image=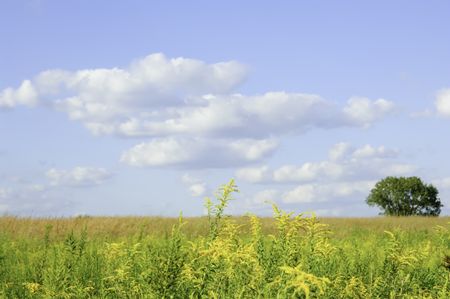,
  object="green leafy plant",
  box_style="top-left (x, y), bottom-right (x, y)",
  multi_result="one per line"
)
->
top-left (0, 180), bottom-right (448, 298)
top-left (367, 176), bottom-right (442, 216)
